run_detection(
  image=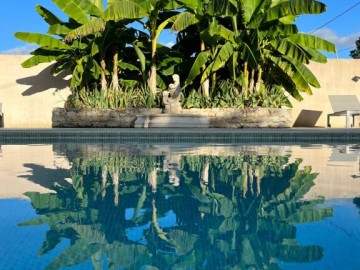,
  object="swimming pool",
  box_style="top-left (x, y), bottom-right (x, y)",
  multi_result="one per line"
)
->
top-left (0, 142), bottom-right (359, 269)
